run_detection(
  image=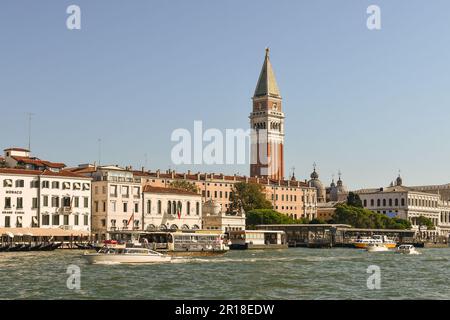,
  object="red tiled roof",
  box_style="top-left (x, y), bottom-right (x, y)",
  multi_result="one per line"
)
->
top-left (0, 168), bottom-right (90, 180)
top-left (143, 185), bottom-right (200, 196)
top-left (0, 168), bottom-right (42, 176)
top-left (12, 156), bottom-right (66, 169)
